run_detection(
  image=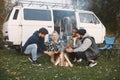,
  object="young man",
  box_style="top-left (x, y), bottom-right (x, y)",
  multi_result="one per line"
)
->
top-left (66, 29), bottom-right (99, 67)
top-left (22, 28), bottom-right (48, 66)
top-left (67, 28), bottom-right (81, 62)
